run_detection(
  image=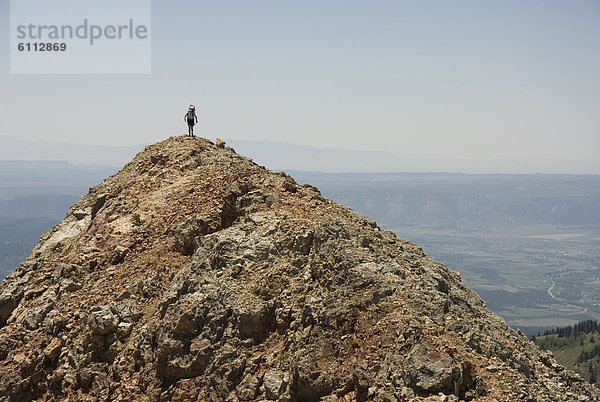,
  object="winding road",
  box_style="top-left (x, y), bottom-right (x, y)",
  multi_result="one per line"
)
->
top-left (547, 280), bottom-right (557, 300)
top-left (546, 279), bottom-right (588, 316)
